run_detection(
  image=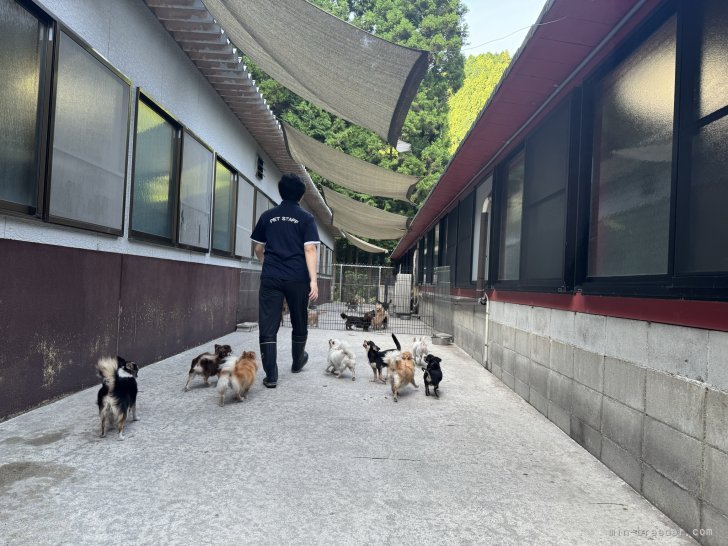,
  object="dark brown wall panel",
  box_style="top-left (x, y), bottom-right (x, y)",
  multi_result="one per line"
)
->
top-left (0, 240), bottom-right (122, 420)
top-left (117, 255), bottom-right (238, 365)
